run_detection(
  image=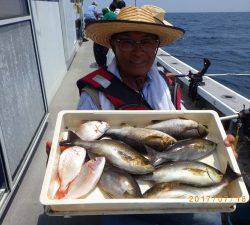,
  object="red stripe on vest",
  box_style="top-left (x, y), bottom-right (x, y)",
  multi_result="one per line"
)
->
top-left (76, 69), bottom-right (152, 110)
top-left (105, 93), bottom-right (125, 108)
top-left (83, 69), bottom-right (113, 88)
top-left (124, 106), bottom-right (148, 110)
